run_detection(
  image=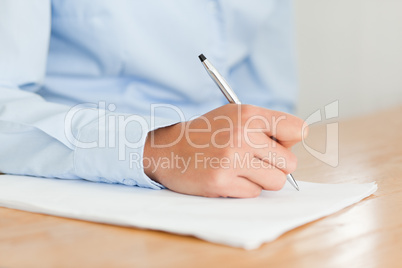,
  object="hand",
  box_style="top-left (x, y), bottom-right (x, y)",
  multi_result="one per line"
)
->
top-left (143, 104), bottom-right (307, 198)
